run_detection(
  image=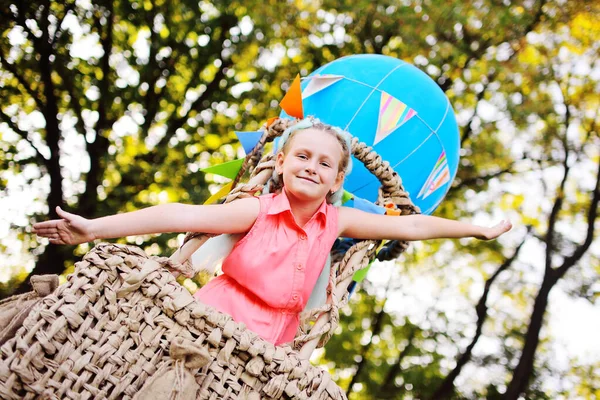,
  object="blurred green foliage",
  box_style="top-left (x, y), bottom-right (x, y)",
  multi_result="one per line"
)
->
top-left (1, 0), bottom-right (598, 398)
